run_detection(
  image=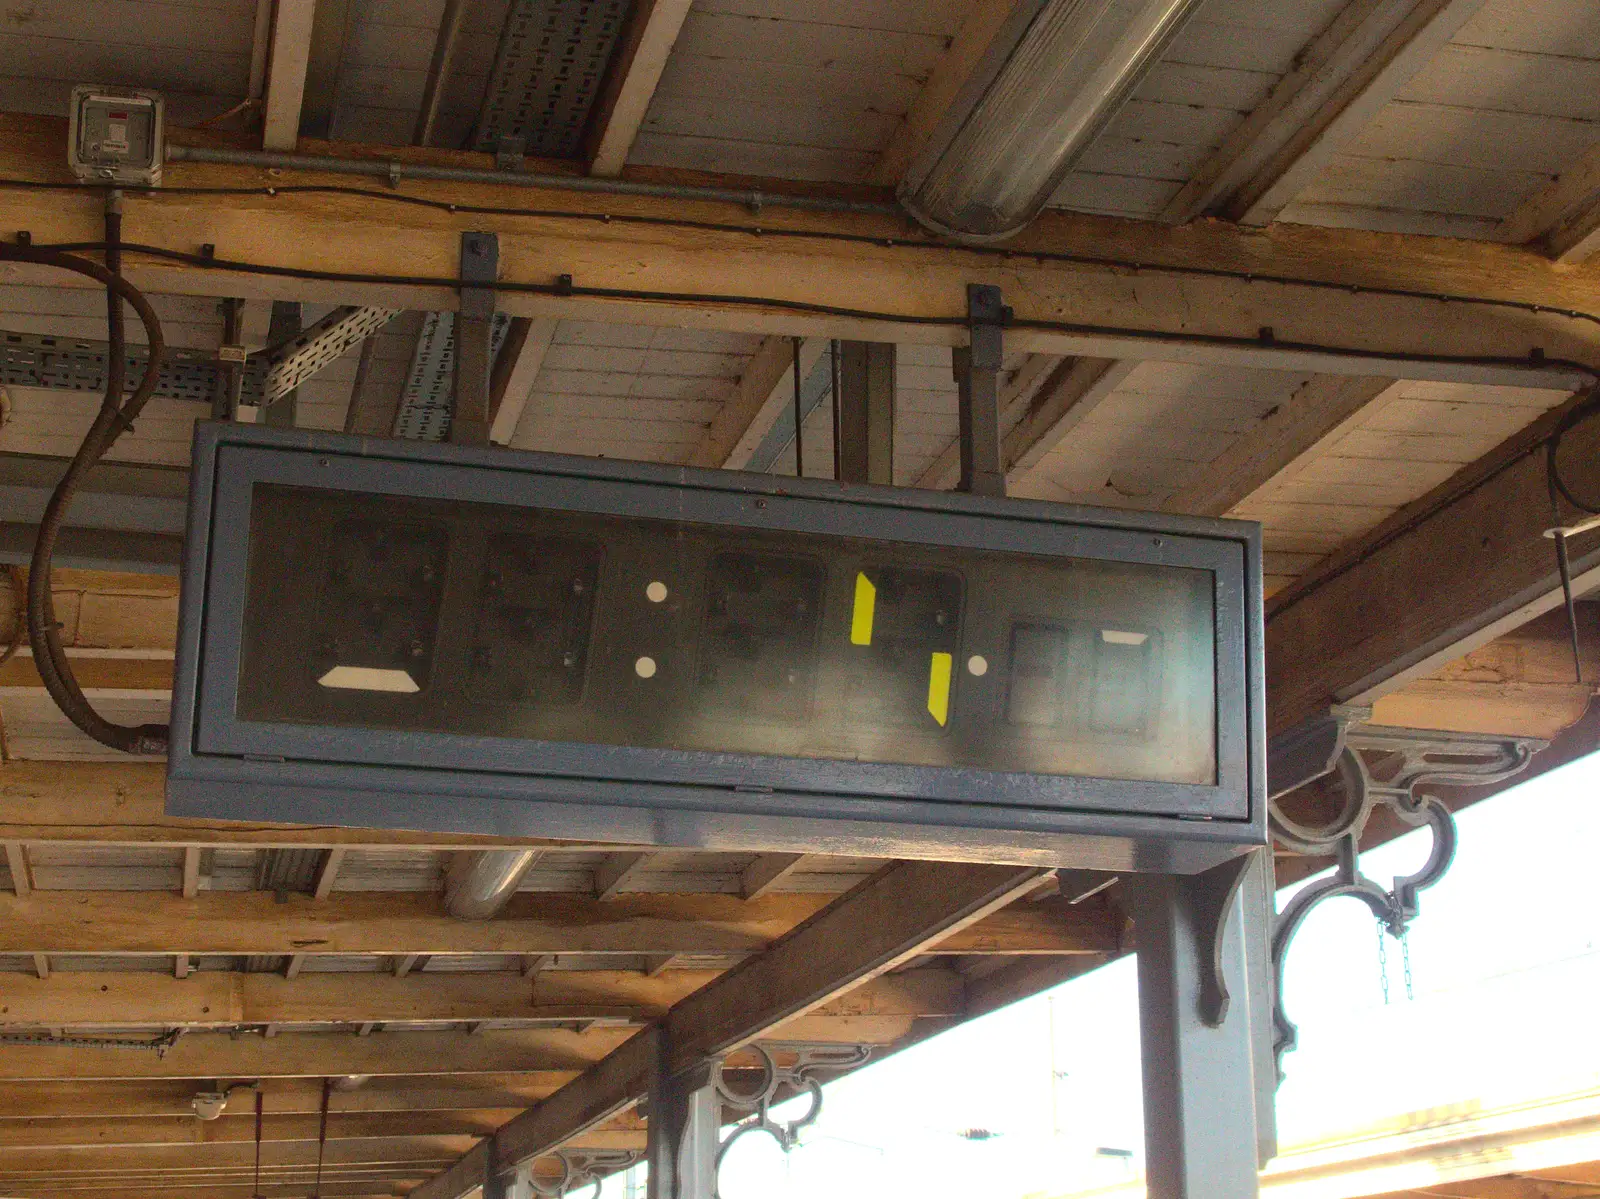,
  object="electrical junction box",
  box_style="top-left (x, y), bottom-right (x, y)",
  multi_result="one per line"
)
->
top-left (68, 85), bottom-right (163, 185)
top-left (167, 423), bottom-right (1267, 872)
